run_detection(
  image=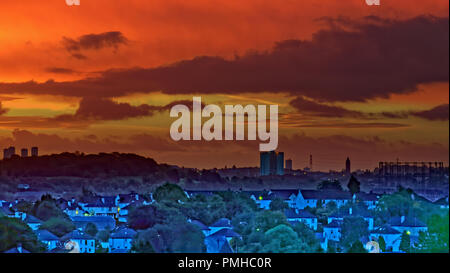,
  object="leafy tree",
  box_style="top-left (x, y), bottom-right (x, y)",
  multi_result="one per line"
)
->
top-left (85, 222), bottom-right (98, 237)
top-left (0, 217), bottom-right (46, 253)
top-left (317, 180), bottom-right (343, 191)
top-left (40, 217), bottom-right (75, 237)
top-left (253, 210), bottom-right (289, 233)
top-left (261, 224), bottom-right (311, 253)
top-left (346, 241), bottom-right (367, 253)
top-left (400, 231), bottom-right (411, 253)
top-left (414, 213), bottom-right (449, 253)
top-left (128, 203), bottom-right (183, 230)
top-left (375, 188), bottom-right (440, 226)
top-left (222, 192), bottom-right (258, 220)
top-left (31, 194), bottom-right (69, 221)
top-left (347, 175), bottom-right (360, 196)
top-left (182, 194), bottom-right (226, 226)
top-left (153, 183), bottom-right (187, 203)
top-left (378, 236), bottom-right (386, 252)
top-left (269, 197), bottom-right (288, 211)
top-left (132, 217), bottom-right (205, 253)
top-left (132, 229), bottom-right (157, 253)
top-left (291, 222), bottom-right (322, 252)
top-left (340, 216), bottom-right (369, 250)
top-left (97, 230), bottom-right (110, 242)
